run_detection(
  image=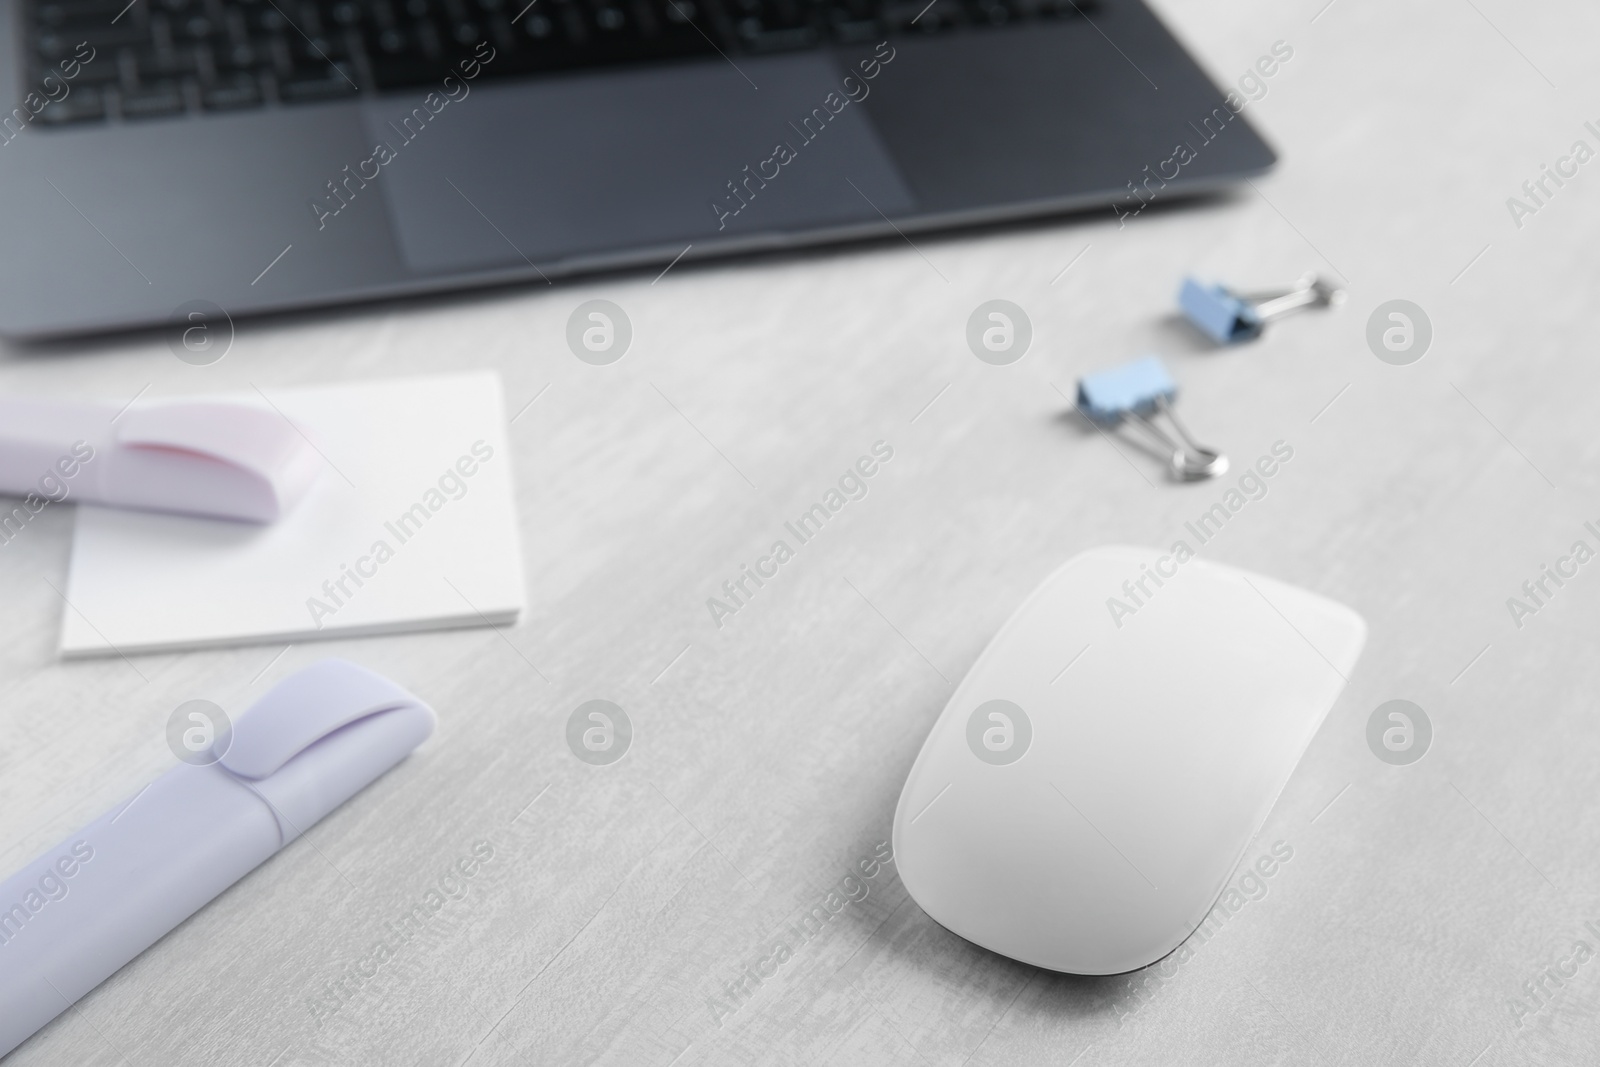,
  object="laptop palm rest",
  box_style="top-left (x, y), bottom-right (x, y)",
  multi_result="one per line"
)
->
top-left (362, 52), bottom-right (915, 275)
